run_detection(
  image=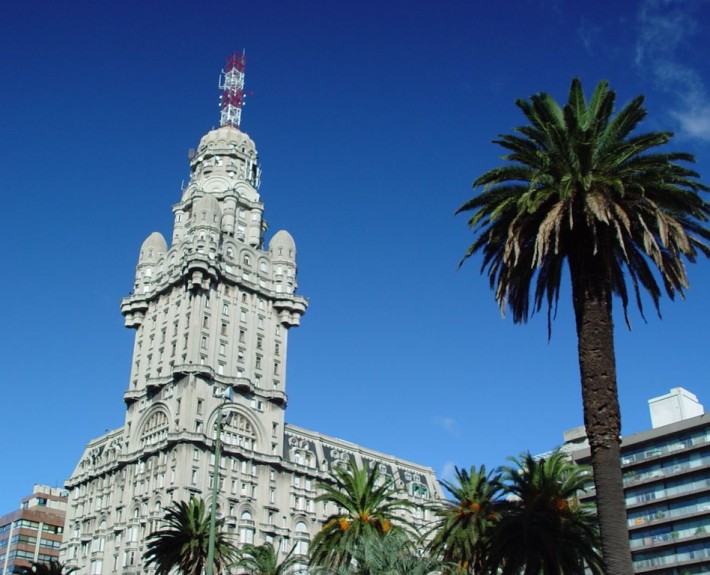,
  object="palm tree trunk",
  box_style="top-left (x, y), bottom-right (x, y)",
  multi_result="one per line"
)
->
top-left (569, 260), bottom-right (634, 575)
